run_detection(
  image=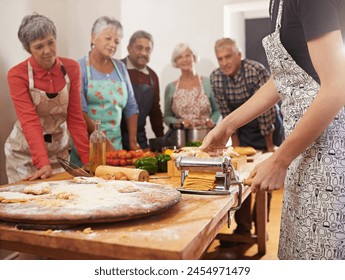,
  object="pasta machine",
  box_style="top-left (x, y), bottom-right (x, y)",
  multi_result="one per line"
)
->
top-left (175, 156), bottom-right (244, 227)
